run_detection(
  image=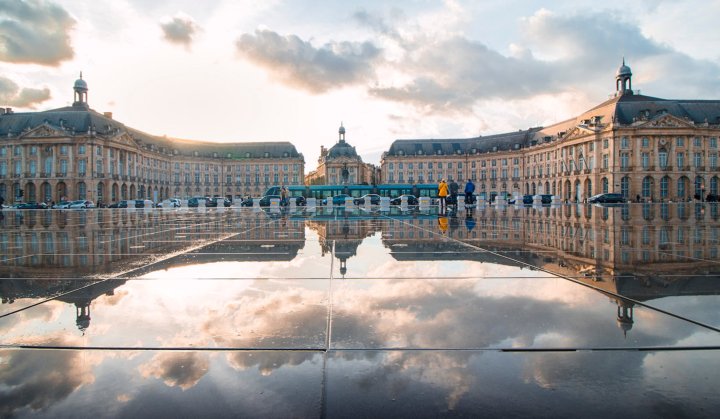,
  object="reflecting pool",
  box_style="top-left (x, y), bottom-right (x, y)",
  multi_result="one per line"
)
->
top-left (1, 203), bottom-right (719, 417)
